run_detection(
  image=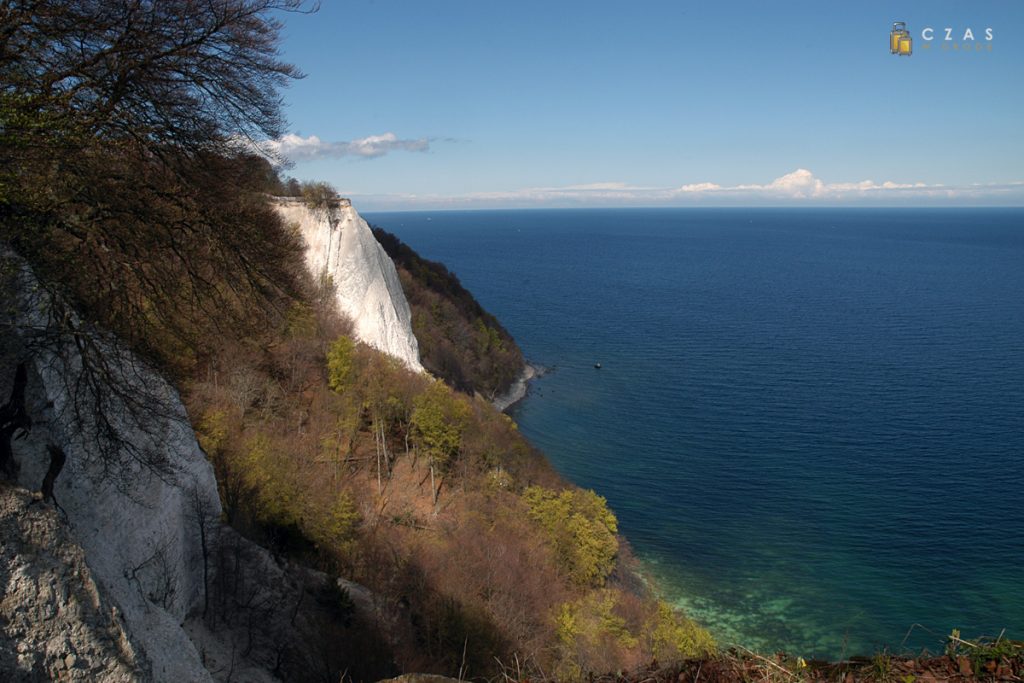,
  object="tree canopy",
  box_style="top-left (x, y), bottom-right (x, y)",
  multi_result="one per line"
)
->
top-left (411, 381), bottom-right (469, 475)
top-left (1, 0), bottom-right (305, 158)
top-left (1, 0), bottom-right (312, 362)
top-left (0, 0), bottom-right (313, 481)
top-left (524, 486), bottom-right (619, 588)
